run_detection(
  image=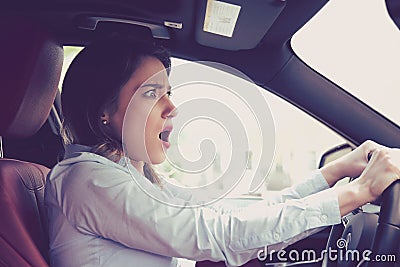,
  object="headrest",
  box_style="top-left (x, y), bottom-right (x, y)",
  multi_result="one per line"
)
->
top-left (0, 16), bottom-right (63, 138)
